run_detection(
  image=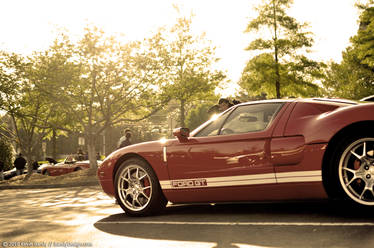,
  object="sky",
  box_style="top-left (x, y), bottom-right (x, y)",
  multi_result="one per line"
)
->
top-left (0, 0), bottom-right (361, 96)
